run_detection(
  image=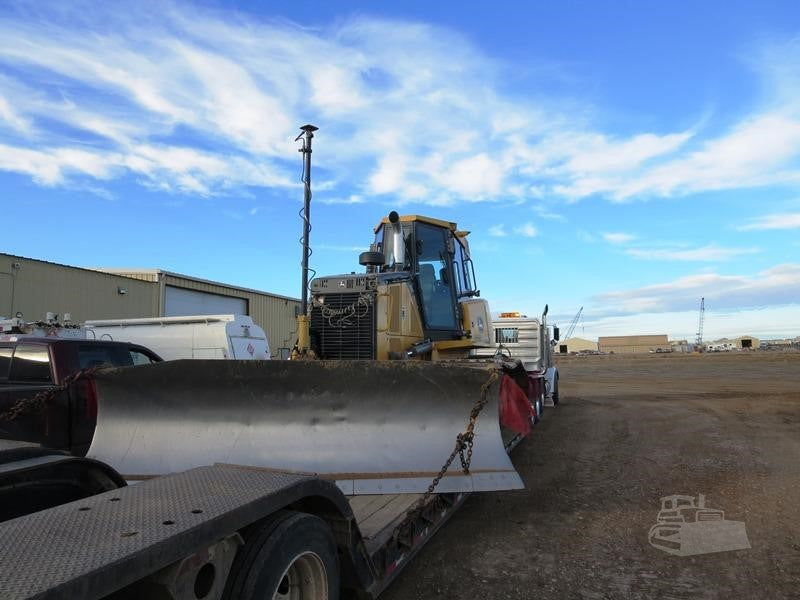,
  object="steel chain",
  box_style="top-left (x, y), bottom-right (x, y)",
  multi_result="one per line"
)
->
top-left (406, 367), bottom-right (501, 516)
top-left (0, 365), bottom-right (103, 422)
